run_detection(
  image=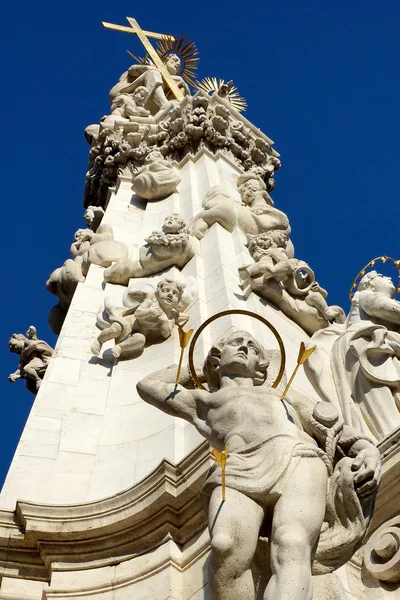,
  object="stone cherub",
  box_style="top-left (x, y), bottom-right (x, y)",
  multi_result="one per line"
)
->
top-left (130, 150), bottom-right (182, 201)
top-left (190, 174), bottom-right (292, 254)
top-left (305, 270), bottom-right (400, 441)
top-left (8, 326), bottom-right (53, 394)
top-left (137, 329), bottom-right (381, 600)
top-left (91, 278), bottom-right (193, 360)
top-left (109, 53), bottom-right (190, 118)
top-left (104, 214), bottom-right (199, 286)
top-left (46, 214), bottom-right (129, 334)
top-left (240, 232), bottom-right (345, 335)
